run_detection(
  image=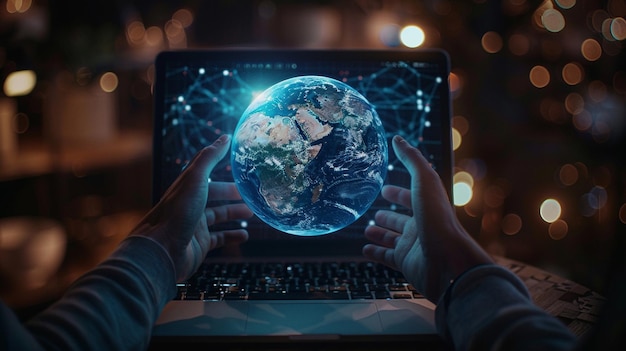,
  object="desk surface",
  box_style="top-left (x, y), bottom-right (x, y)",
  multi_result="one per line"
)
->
top-left (494, 256), bottom-right (605, 337)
